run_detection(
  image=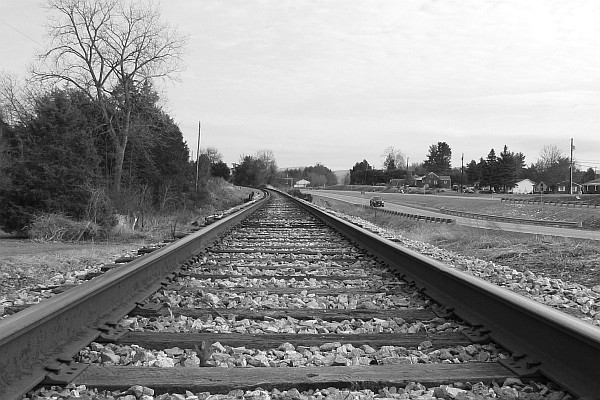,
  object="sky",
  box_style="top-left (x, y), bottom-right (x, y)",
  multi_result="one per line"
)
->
top-left (1, 0), bottom-right (599, 173)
